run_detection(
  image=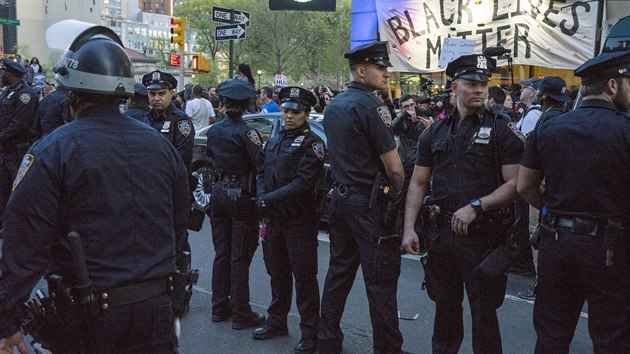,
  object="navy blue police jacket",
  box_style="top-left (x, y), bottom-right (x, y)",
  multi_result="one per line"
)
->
top-left (147, 103), bottom-right (194, 175)
top-left (0, 81), bottom-right (38, 151)
top-left (0, 104), bottom-right (190, 338)
top-left (323, 81), bottom-right (397, 187)
top-left (206, 117), bottom-right (264, 177)
top-left (257, 122), bottom-right (325, 208)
